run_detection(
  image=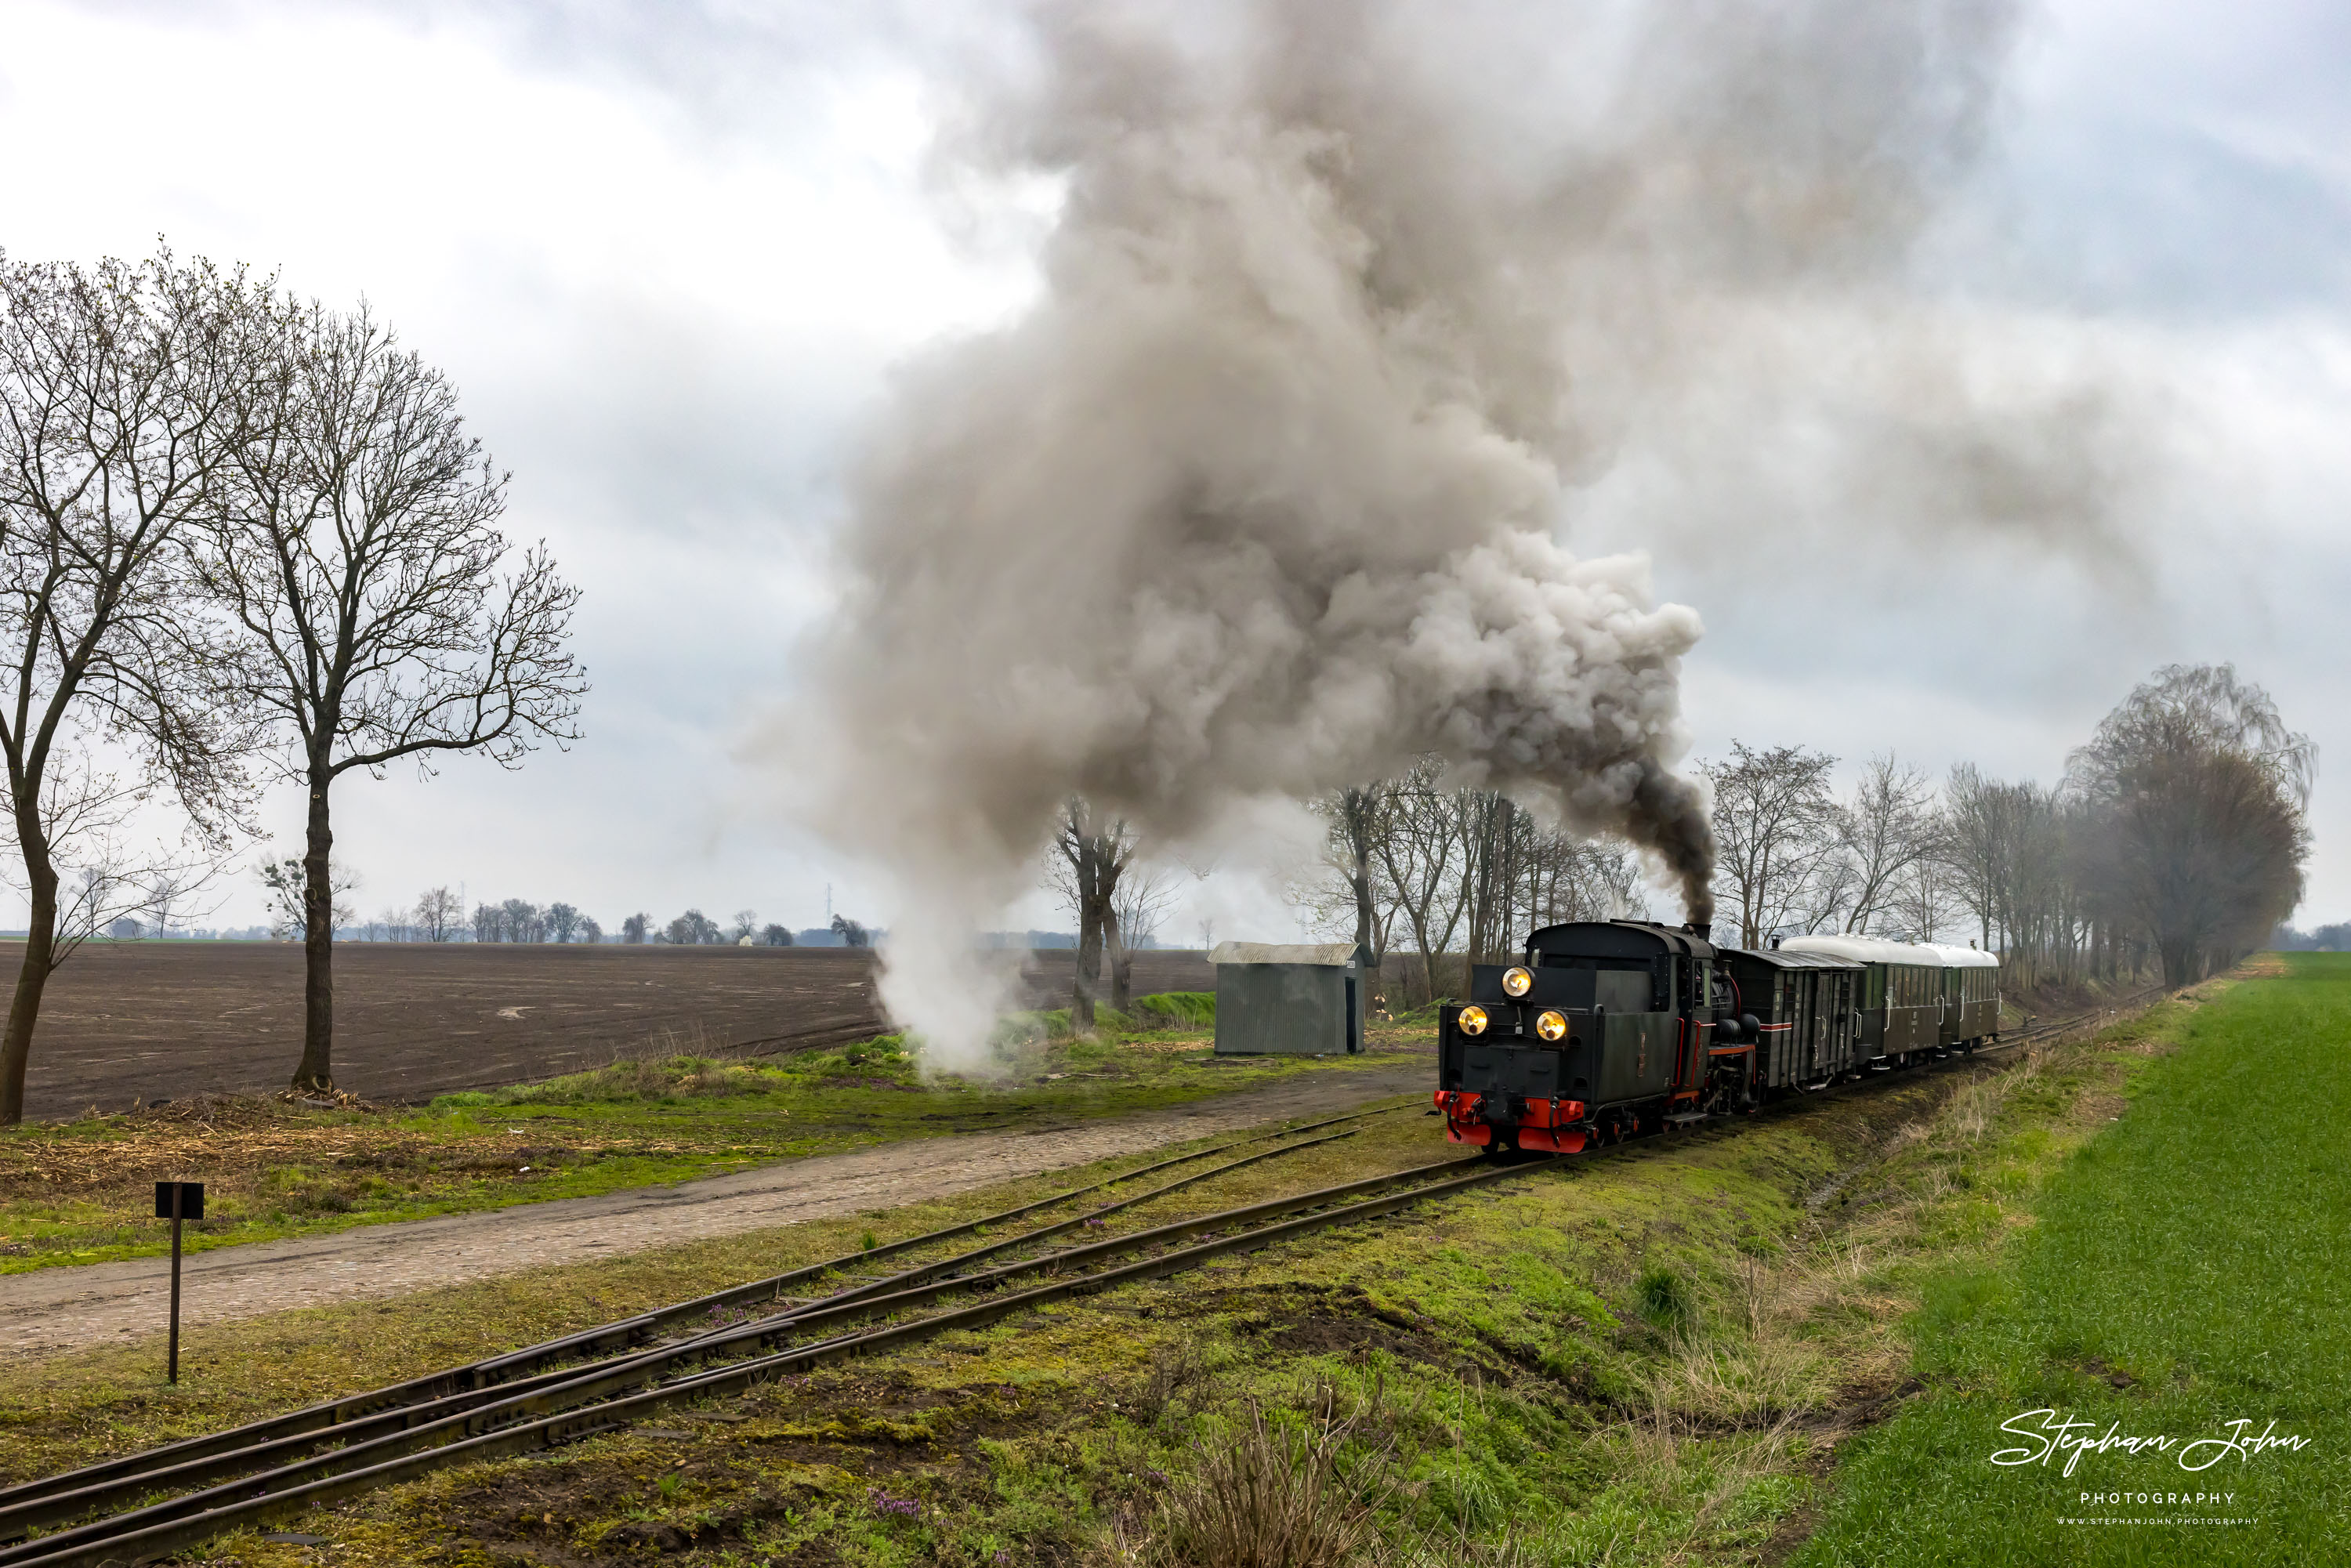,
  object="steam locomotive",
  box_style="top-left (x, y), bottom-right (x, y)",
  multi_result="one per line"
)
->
top-left (1432, 920), bottom-right (2000, 1153)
